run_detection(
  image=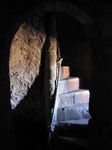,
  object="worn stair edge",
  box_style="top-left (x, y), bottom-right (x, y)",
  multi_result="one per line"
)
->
top-left (49, 135), bottom-right (88, 150)
top-left (60, 66), bottom-right (70, 80)
top-left (58, 118), bottom-right (90, 125)
top-left (56, 103), bottom-right (91, 122)
top-left (52, 103), bottom-right (91, 122)
top-left (53, 119), bottom-right (90, 138)
top-left (57, 136), bottom-right (88, 148)
top-left (58, 89), bottom-right (90, 107)
top-left (58, 77), bottom-right (79, 94)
